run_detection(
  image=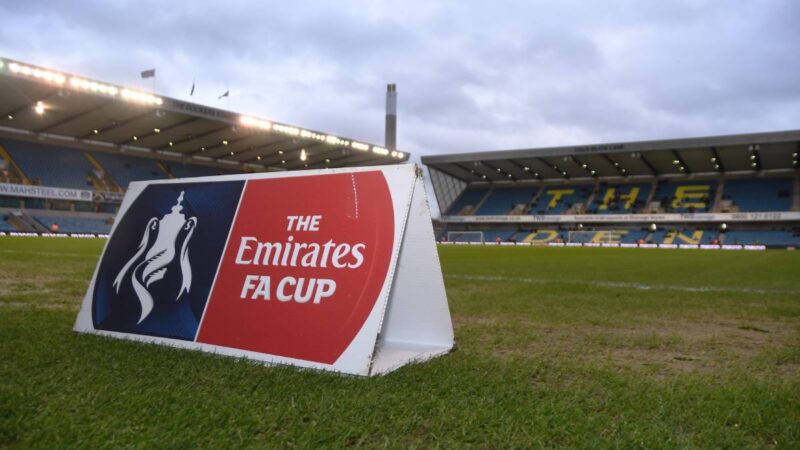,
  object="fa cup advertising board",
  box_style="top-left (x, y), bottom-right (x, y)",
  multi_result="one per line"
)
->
top-left (74, 164), bottom-right (453, 376)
